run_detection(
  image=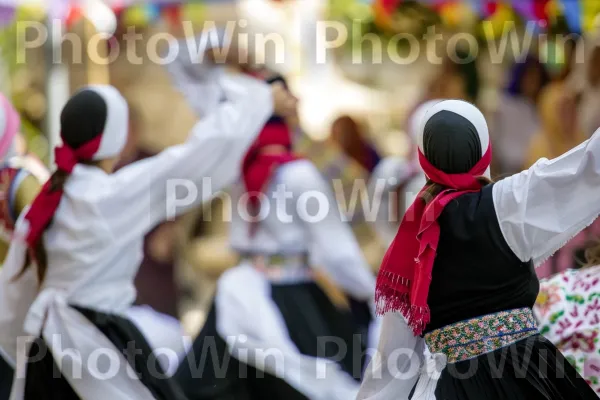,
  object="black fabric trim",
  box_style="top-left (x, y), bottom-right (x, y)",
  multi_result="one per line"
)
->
top-left (423, 110), bottom-right (482, 174)
top-left (60, 89), bottom-right (107, 149)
